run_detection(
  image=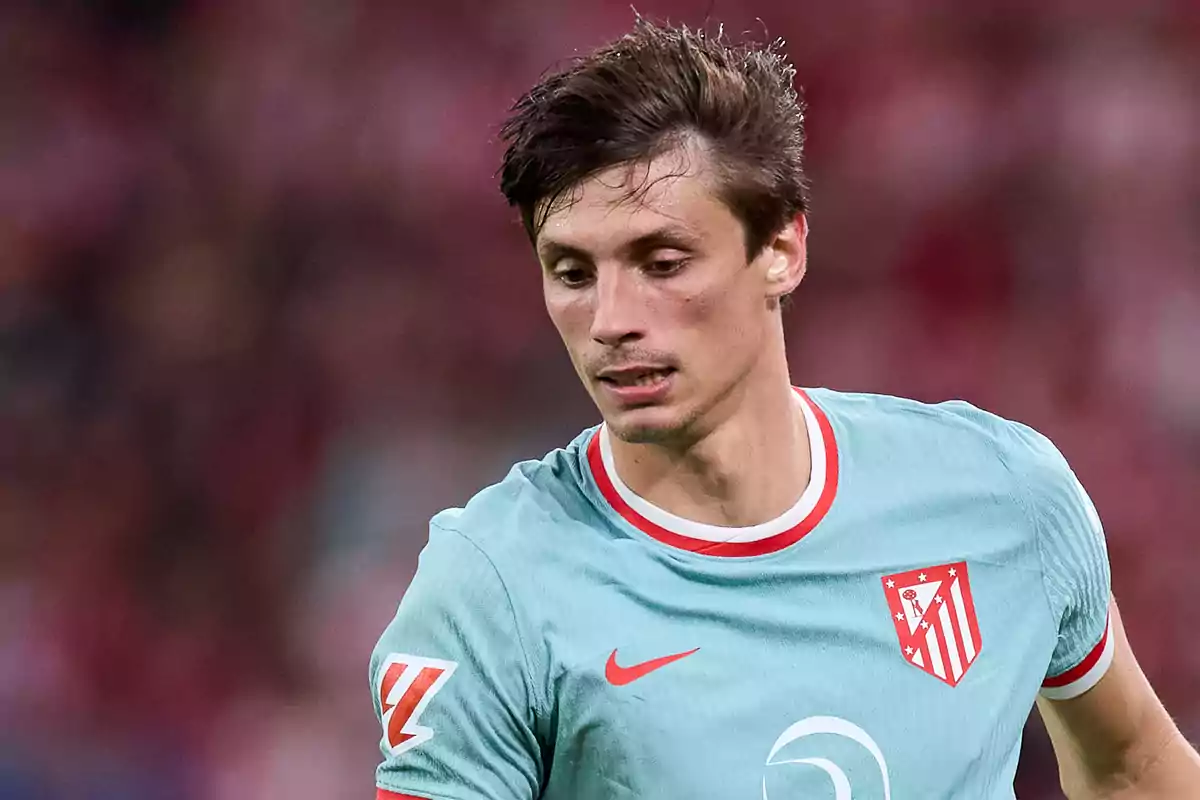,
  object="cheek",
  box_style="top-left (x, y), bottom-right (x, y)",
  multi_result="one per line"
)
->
top-left (675, 287), bottom-right (767, 383)
top-left (672, 272), bottom-right (723, 323)
top-left (545, 293), bottom-right (590, 348)
top-left (675, 276), bottom-right (755, 347)
top-left (671, 293), bottom-right (737, 377)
